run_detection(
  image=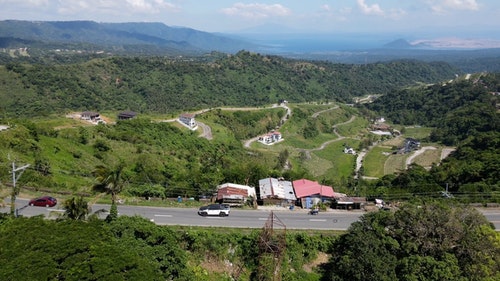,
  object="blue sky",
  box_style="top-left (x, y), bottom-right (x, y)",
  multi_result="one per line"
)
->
top-left (0, 0), bottom-right (499, 35)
